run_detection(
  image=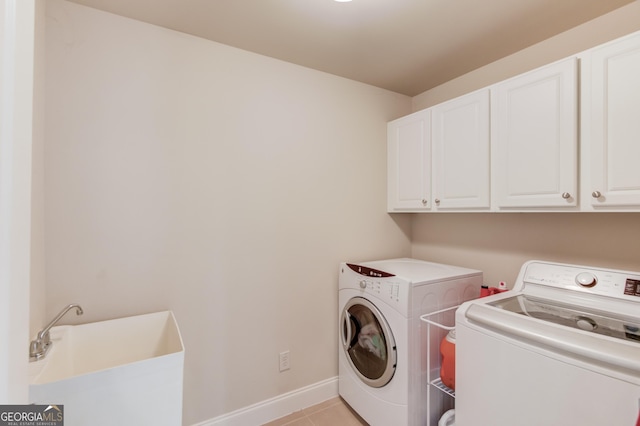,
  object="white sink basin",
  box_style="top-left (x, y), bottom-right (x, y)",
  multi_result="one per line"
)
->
top-left (29, 311), bottom-right (184, 426)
